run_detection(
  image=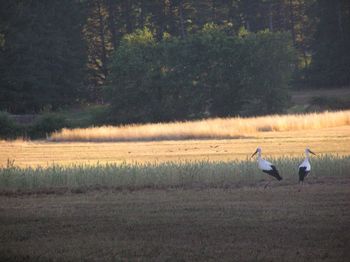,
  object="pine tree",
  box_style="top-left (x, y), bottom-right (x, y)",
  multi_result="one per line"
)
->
top-left (0, 0), bottom-right (87, 113)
